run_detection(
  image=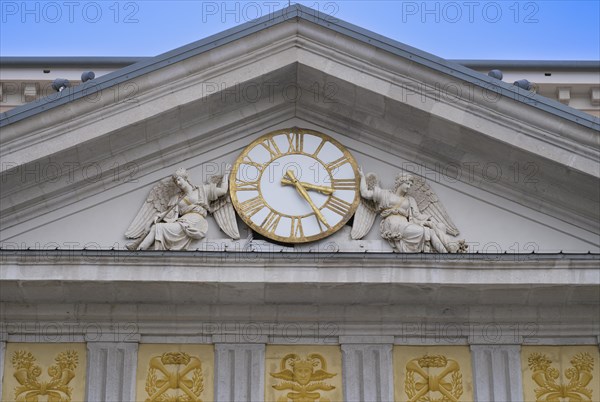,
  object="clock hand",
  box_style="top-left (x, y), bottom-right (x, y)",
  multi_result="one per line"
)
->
top-left (285, 170), bottom-right (330, 228)
top-left (280, 178), bottom-right (334, 195)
